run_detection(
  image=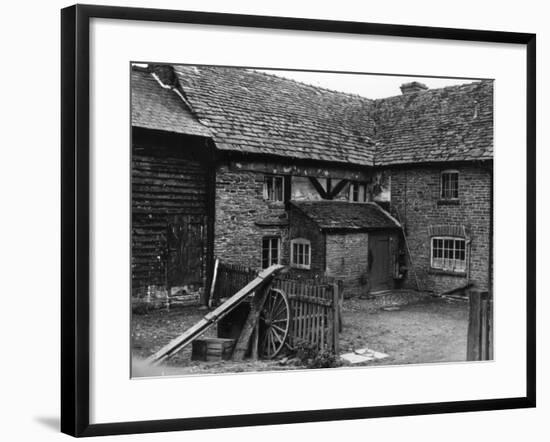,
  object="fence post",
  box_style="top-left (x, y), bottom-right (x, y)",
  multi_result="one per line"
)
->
top-left (487, 291), bottom-right (493, 360)
top-left (467, 289), bottom-right (481, 361)
top-left (332, 282), bottom-right (340, 355)
top-left (480, 291), bottom-right (488, 360)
